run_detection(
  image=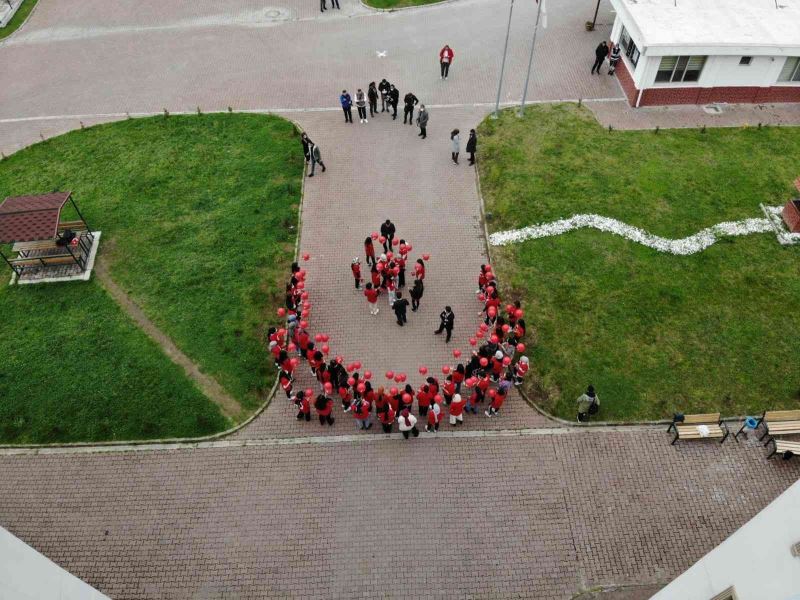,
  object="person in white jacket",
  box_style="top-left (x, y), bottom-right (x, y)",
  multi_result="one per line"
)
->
top-left (398, 409), bottom-right (419, 439)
